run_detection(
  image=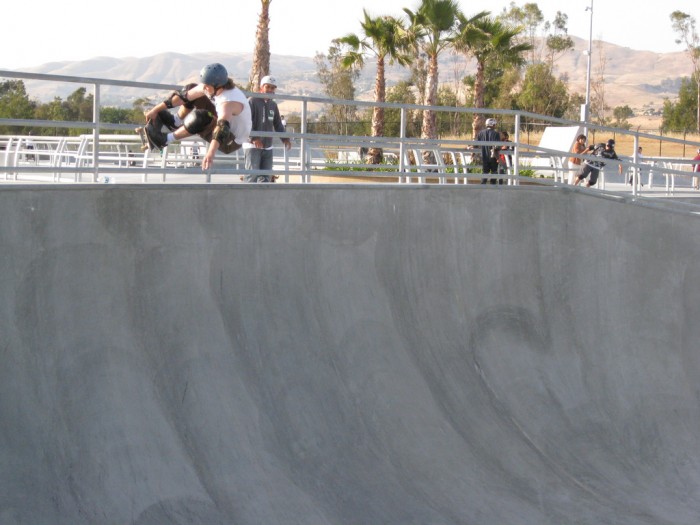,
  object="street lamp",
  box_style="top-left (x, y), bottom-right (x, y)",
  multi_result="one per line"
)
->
top-left (582, 0), bottom-right (594, 125)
